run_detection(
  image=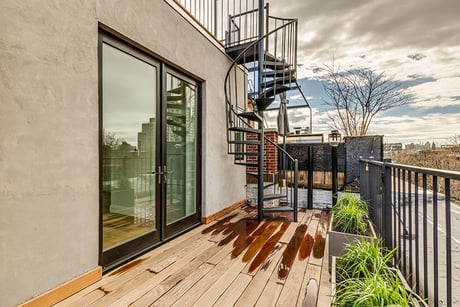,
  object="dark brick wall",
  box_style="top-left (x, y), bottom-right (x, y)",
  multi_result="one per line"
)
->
top-left (283, 143), bottom-right (346, 171)
top-left (344, 135), bottom-right (383, 184)
top-left (283, 135), bottom-right (383, 185)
